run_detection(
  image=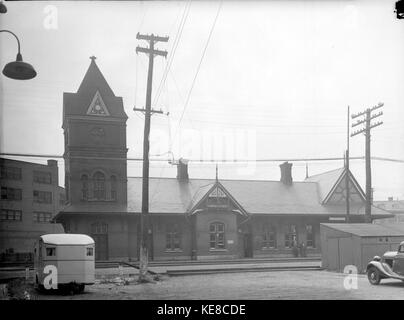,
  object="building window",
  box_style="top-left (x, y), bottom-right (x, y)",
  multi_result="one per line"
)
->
top-left (81, 174), bottom-right (89, 200)
top-left (209, 222), bottom-right (225, 249)
top-left (33, 171), bottom-right (52, 184)
top-left (110, 175), bottom-right (117, 200)
top-left (93, 171), bottom-right (106, 200)
top-left (262, 224), bottom-right (277, 249)
top-left (33, 190), bottom-right (52, 204)
top-left (91, 222), bottom-right (108, 234)
top-left (285, 224), bottom-right (297, 248)
top-left (33, 212), bottom-right (52, 223)
top-left (306, 225), bottom-right (315, 248)
top-left (1, 187), bottom-right (22, 201)
top-left (0, 209), bottom-right (22, 221)
top-left (0, 166), bottom-right (22, 180)
top-left (166, 224), bottom-right (182, 251)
